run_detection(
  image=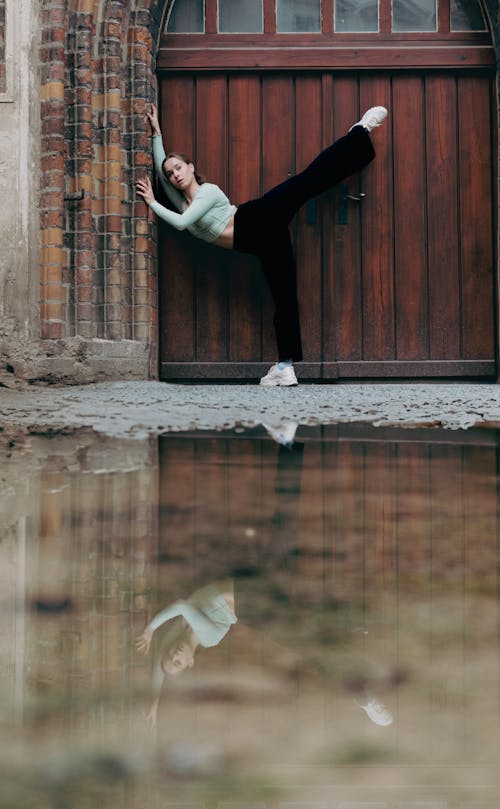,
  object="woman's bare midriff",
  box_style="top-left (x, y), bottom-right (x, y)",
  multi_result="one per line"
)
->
top-left (213, 212), bottom-right (236, 250)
